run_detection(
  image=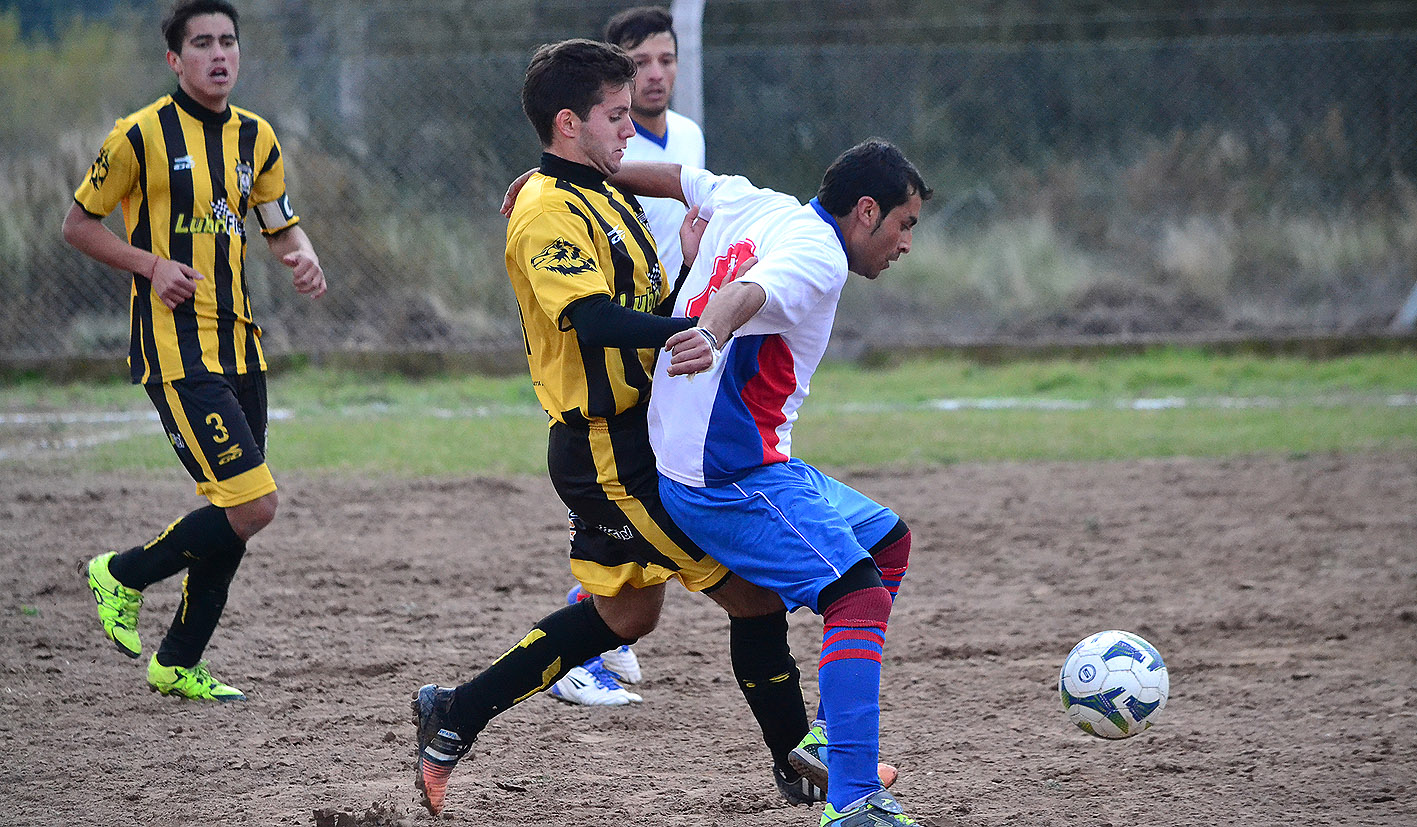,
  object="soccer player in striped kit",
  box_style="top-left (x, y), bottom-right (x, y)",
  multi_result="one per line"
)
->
top-left (411, 37), bottom-right (829, 816)
top-left (550, 3), bottom-right (710, 708)
top-left (619, 140), bottom-right (931, 826)
top-left (63, 0), bottom-right (325, 702)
